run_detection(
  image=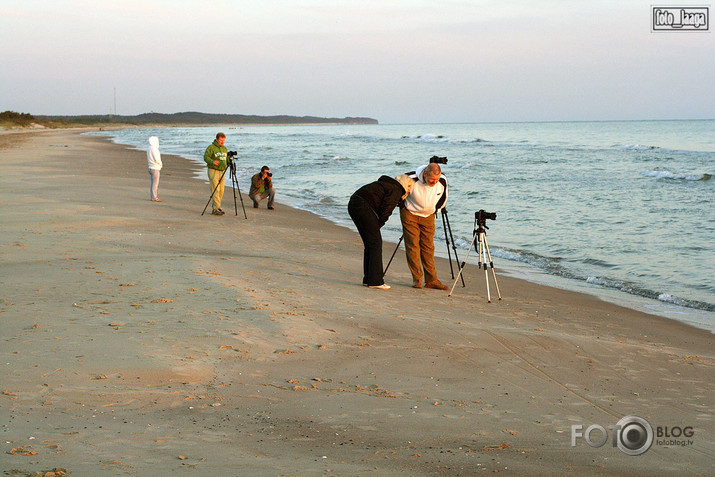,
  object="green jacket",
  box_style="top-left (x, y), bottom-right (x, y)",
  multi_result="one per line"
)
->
top-left (204, 140), bottom-right (228, 171)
